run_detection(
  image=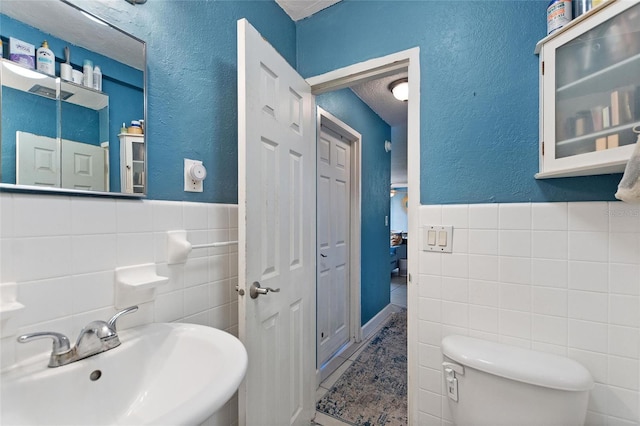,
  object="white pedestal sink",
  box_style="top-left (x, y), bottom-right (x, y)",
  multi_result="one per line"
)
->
top-left (1, 323), bottom-right (248, 425)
